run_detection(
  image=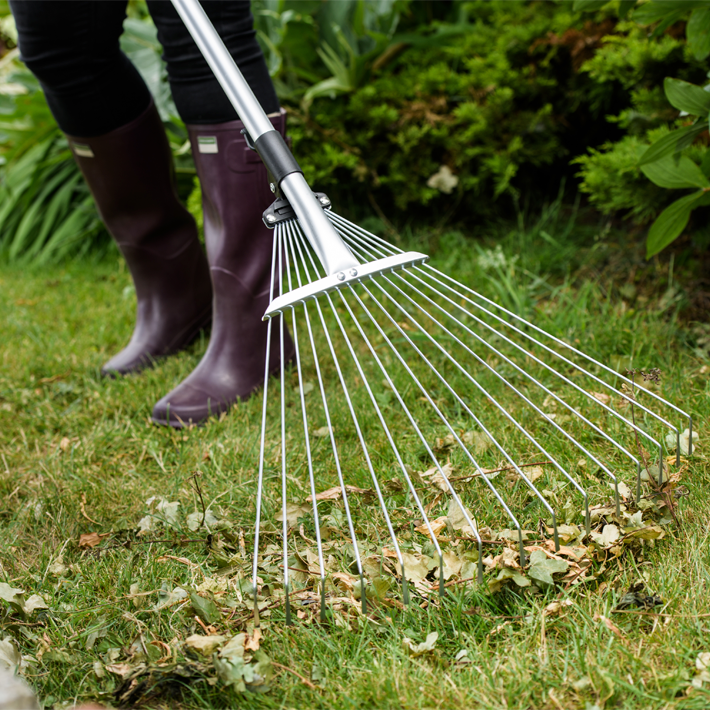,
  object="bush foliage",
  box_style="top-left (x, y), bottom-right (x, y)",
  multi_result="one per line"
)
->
top-left (1, 0), bottom-right (709, 261)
